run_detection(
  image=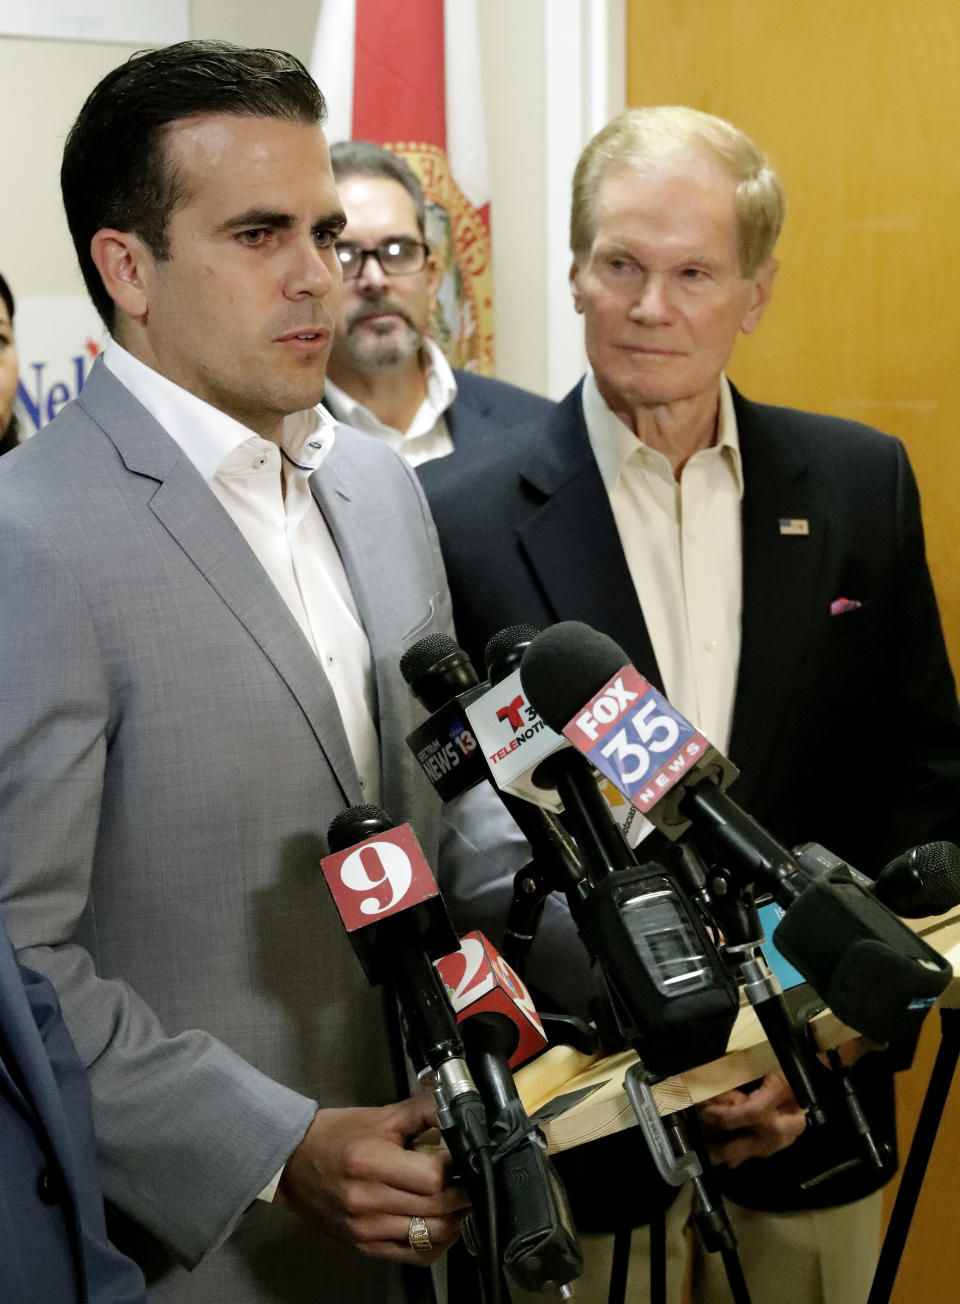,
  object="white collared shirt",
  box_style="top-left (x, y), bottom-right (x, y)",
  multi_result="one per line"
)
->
top-left (583, 371), bottom-right (743, 752)
top-left (102, 338), bottom-right (380, 804)
top-left (324, 335), bottom-right (457, 466)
